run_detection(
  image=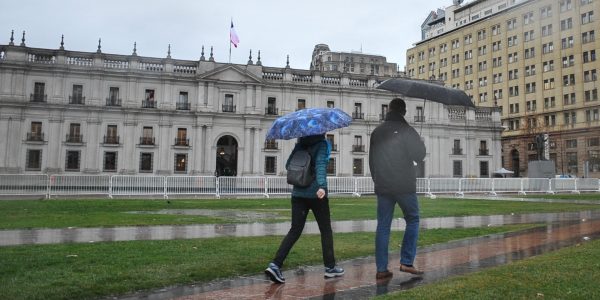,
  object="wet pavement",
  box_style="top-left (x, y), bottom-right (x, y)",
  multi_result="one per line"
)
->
top-left (2, 211), bottom-right (600, 246)
top-left (115, 219), bottom-right (600, 300)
